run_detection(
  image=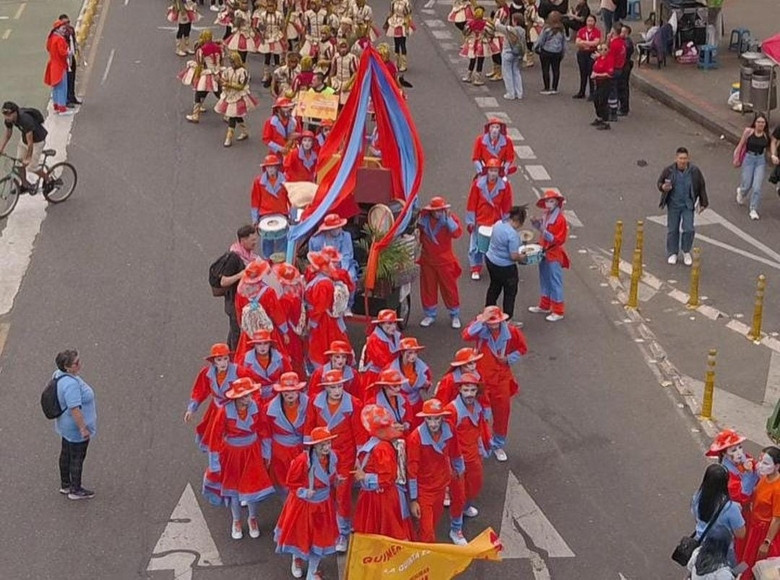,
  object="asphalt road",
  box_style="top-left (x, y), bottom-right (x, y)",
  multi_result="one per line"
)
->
top-left (1, 0), bottom-right (766, 579)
